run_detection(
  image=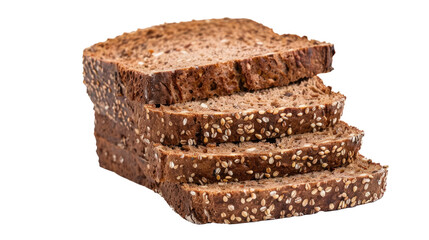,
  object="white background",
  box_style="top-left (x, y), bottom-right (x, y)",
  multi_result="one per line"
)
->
top-left (1, 0), bottom-right (428, 239)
